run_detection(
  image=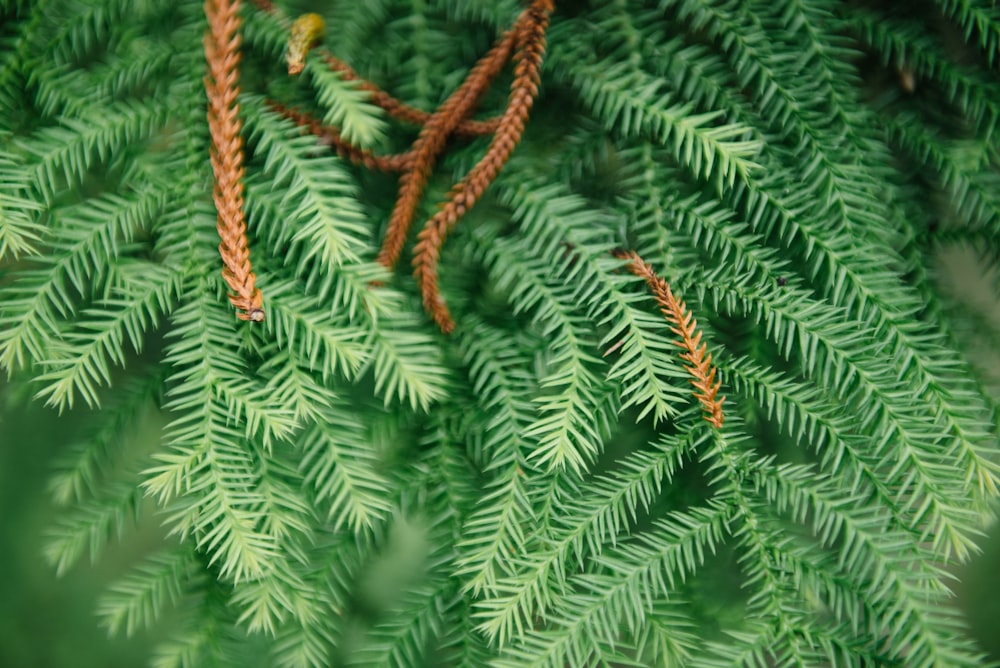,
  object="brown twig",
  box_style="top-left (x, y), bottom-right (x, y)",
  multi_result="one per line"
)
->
top-left (205, 0), bottom-right (264, 322)
top-left (412, 0), bottom-right (553, 333)
top-left (266, 101), bottom-right (413, 172)
top-left (376, 19), bottom-right (525, 270)
top-left (613, 250), bottom-right (725, 429)
top-left (320, 54), bottom-right (501, 138)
